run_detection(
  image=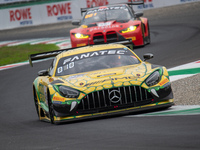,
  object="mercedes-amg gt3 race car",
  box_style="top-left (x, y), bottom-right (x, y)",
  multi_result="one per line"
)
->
top-left (70, 1), bottom-right (150, 48)
top-left (29, 43), bottom-right (173, 124)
